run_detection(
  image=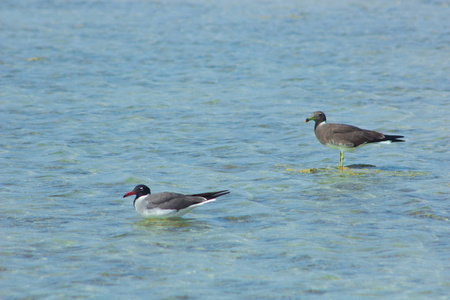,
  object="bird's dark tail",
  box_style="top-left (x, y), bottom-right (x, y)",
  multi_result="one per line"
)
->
top-left (190, 190), bottom-right (230, 200)
top-left (369, 134), bottom-right (405, 144)
top-left (383, 134), bottom-right (405, 142)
